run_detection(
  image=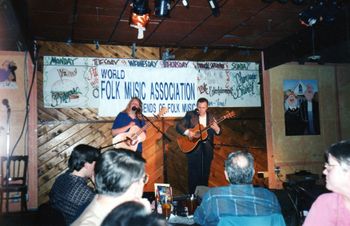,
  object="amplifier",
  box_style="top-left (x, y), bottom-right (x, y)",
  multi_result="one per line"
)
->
top-left (286, 170), bottom-right (319, 185)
